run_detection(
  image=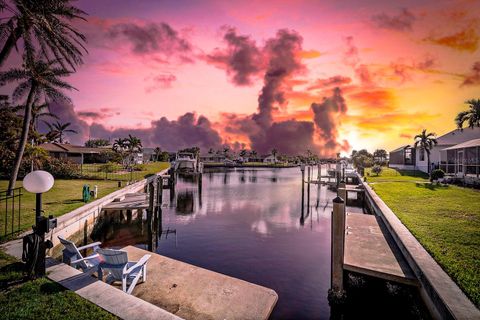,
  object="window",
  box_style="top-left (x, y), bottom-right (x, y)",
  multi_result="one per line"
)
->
top-left (419, 148), bottom-right (425, 161)
top-left (405, 148), bottom-right (413, 164)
